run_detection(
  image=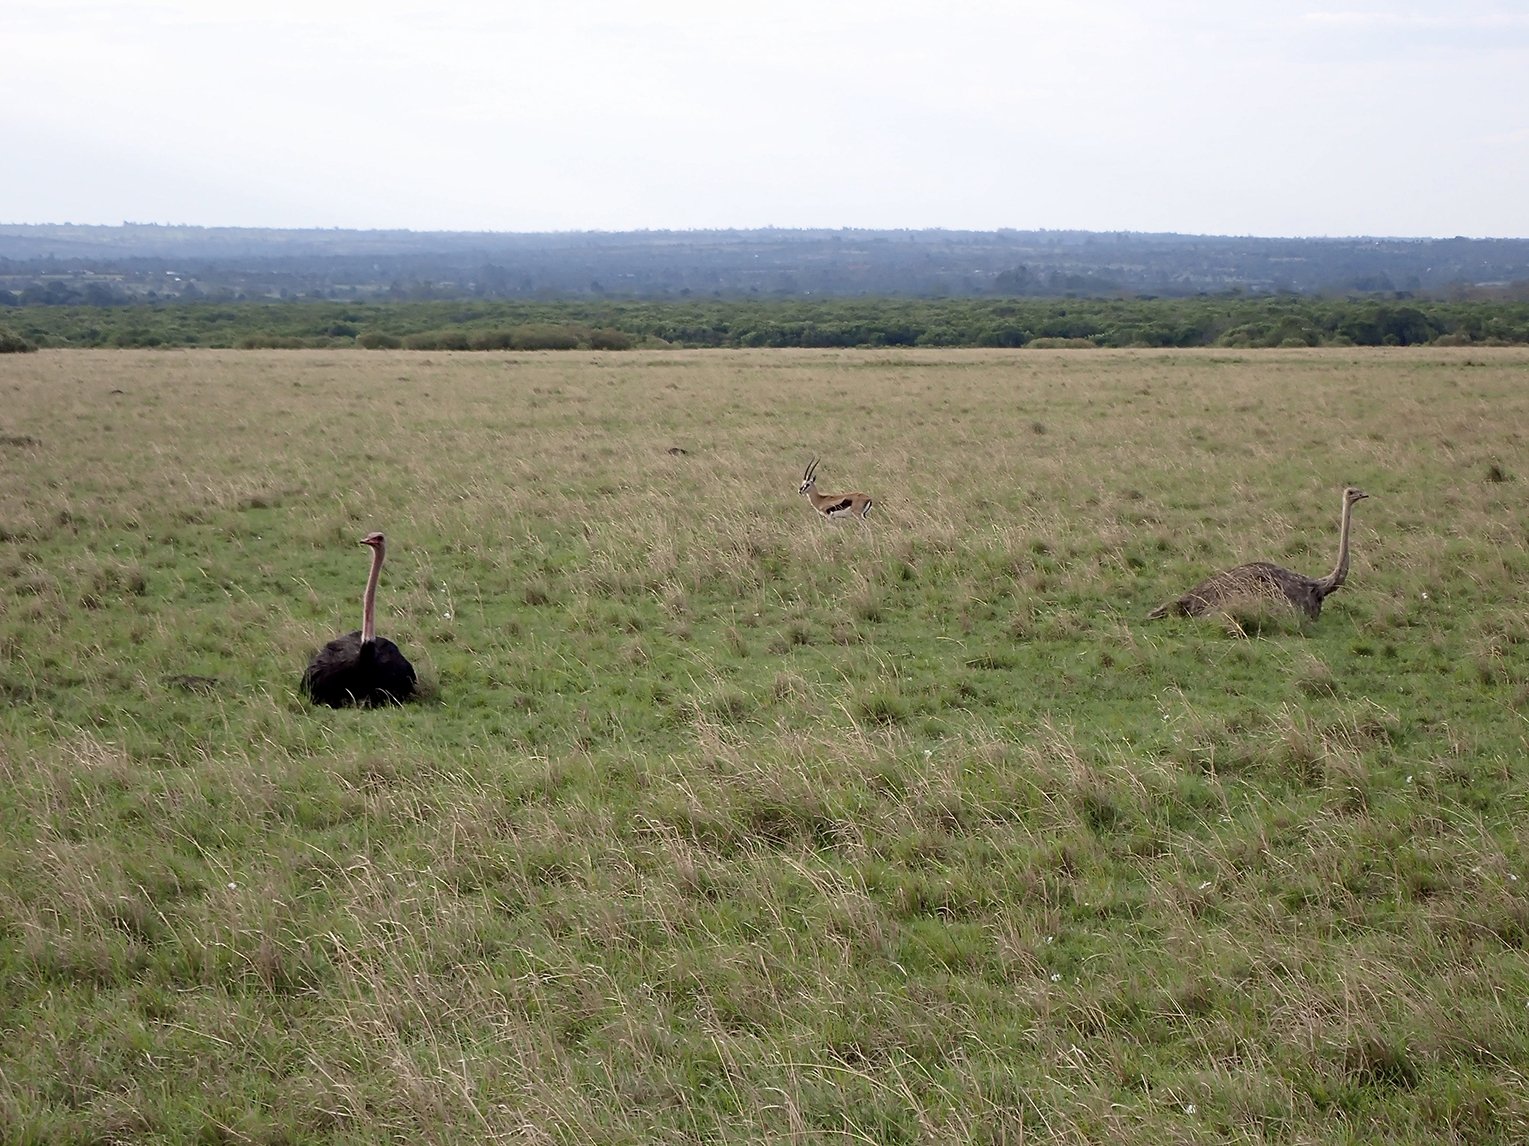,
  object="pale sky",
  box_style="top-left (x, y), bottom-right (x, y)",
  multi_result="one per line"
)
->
top-left (6, 1), bottom-right (1527, 237)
